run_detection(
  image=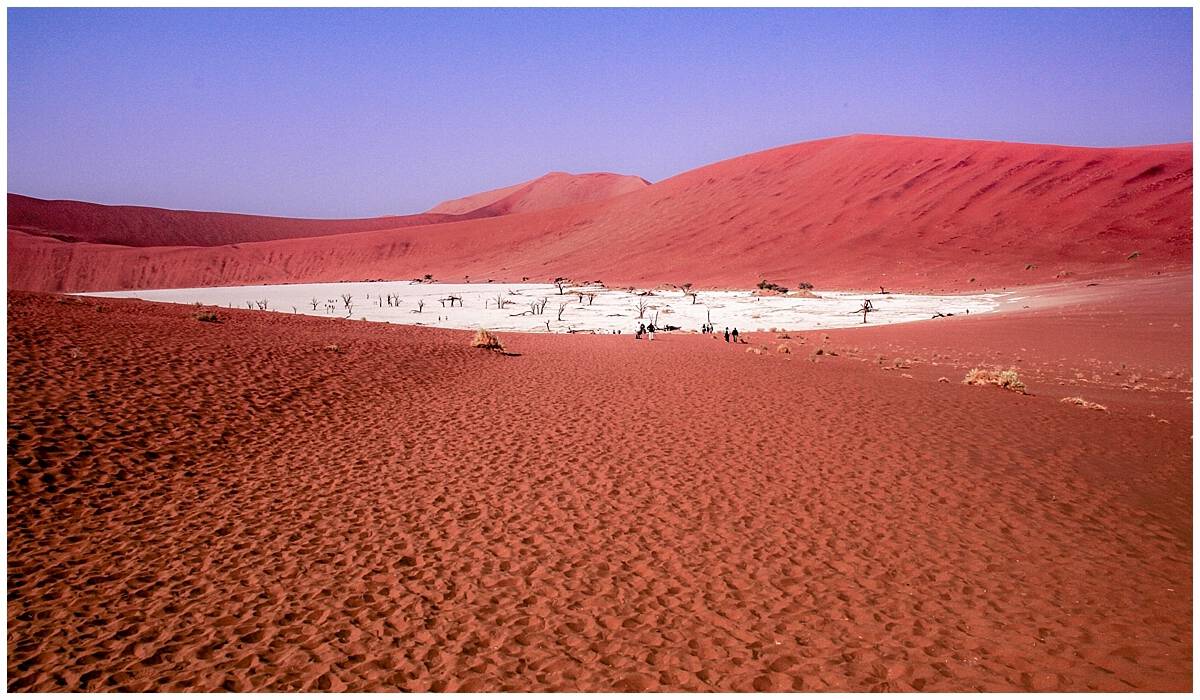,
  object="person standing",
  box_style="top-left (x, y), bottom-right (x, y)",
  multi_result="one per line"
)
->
top-left (732, 328), bottom-right (740, 343)
top-left (636, 322), bottom-right (645, 340)
top-left (724, 327), bottom-right (730, 342)
top-left (647, 322), bottom-right (656, 341)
